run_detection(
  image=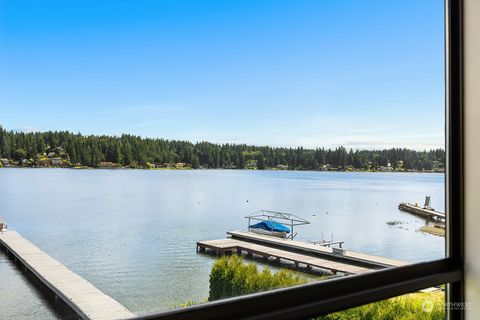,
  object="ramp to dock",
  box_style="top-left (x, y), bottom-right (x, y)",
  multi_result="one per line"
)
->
top-left (227, 230), bottom-right (408, 268)
top-left (197, 238), bottom-right (372, 275)
top-left (0, 230), bottom-right (134, 320)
